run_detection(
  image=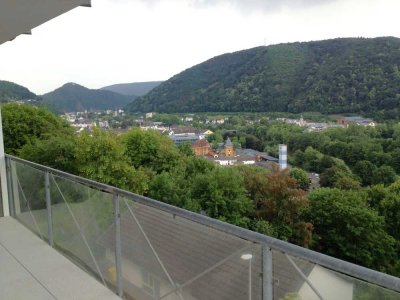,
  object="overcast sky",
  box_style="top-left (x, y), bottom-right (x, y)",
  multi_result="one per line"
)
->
top-left (0, 0), bottom-right (399, 94)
